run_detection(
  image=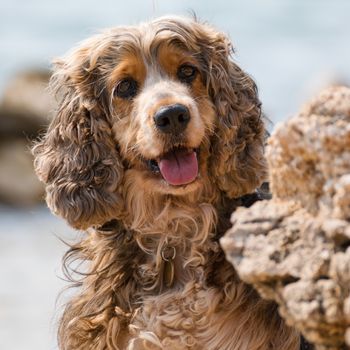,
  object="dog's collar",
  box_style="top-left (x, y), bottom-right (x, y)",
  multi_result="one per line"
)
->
top-left (161, 245), bottom-right (176, 288)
